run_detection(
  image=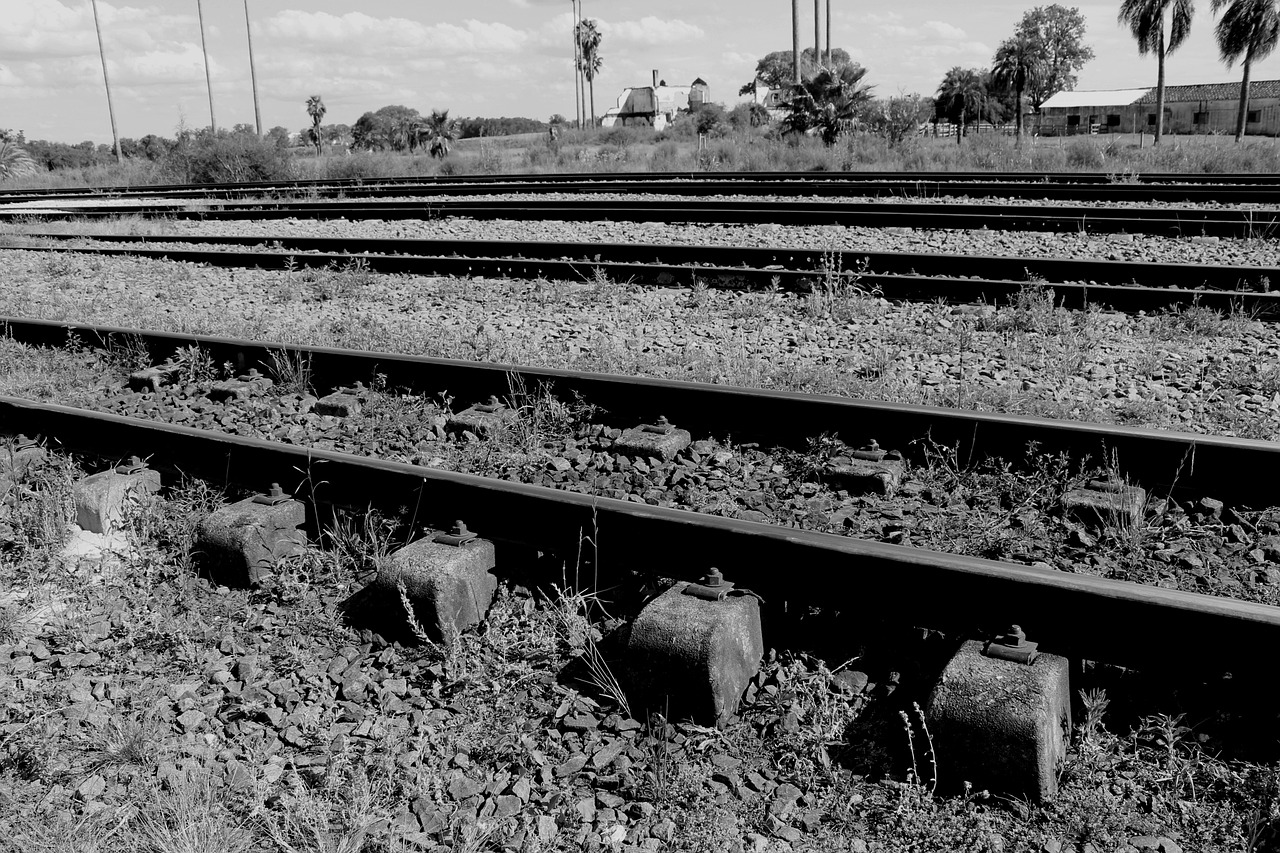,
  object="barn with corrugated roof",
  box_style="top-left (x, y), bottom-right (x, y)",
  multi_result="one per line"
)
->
top-left (1036, 80), bottom-right (1280, 136)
